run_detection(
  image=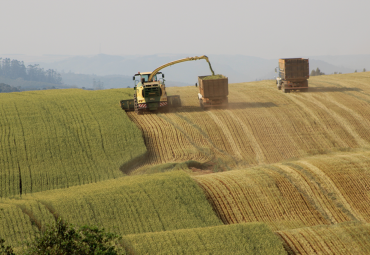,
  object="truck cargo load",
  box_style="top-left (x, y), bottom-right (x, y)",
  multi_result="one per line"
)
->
top-left (198, 75), bottom-right (228, 109)
top-left (276, 58), bottom-right (309, 93)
